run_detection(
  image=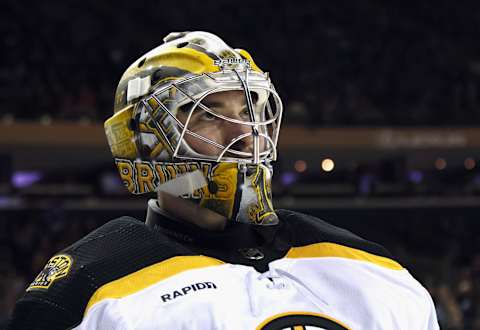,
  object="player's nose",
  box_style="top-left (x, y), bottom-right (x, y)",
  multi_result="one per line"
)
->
top-left (223, 121), bottom-right (254, 154)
